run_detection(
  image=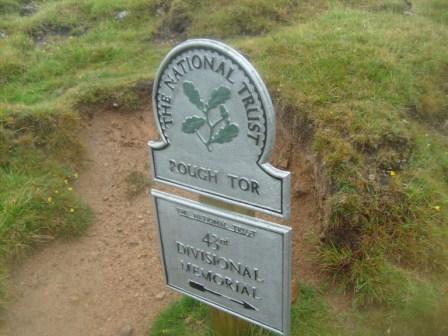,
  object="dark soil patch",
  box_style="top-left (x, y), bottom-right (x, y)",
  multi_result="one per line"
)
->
top-left (30, 23), bottom-right (88, 47)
